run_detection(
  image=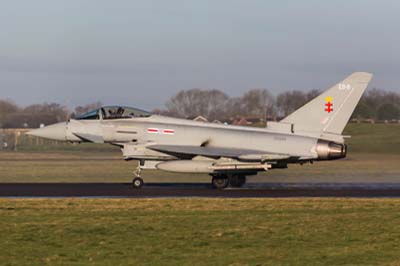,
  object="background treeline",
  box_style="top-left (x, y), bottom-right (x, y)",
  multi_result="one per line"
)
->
top-left (154, 88), bottom-right (400, 122)
top-left (0, 88), bottom-right (399, 128)
top-left (0, 101), bottom-right (103, 128)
